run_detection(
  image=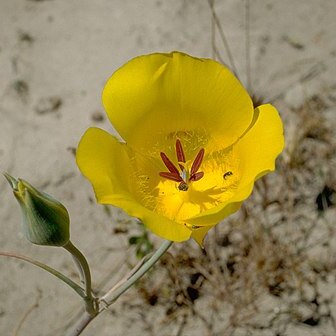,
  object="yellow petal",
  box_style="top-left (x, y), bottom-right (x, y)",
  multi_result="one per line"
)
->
top-left (100, 194), bottom-right (192, 242)
top-left (76, 128), bottom-right (130, 200)
top-left (185, 104), bottom-right (284, 226)
top-left (76, 127), bottom-right (191, 242)
top-left (102, 52), bottom-right (254, 150)
top-left (187, 200), bottom-right (244, 227)
top-left (236, 104), bottom-right (285, 188)
top-left (190, 225), bottom-right (214, 247)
